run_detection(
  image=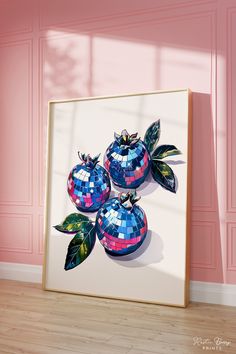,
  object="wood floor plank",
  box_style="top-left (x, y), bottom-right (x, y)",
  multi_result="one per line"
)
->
top-left (0, 280), bottom-right (235, 354)
top-left (0, 337), bottom-right (89, 354)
